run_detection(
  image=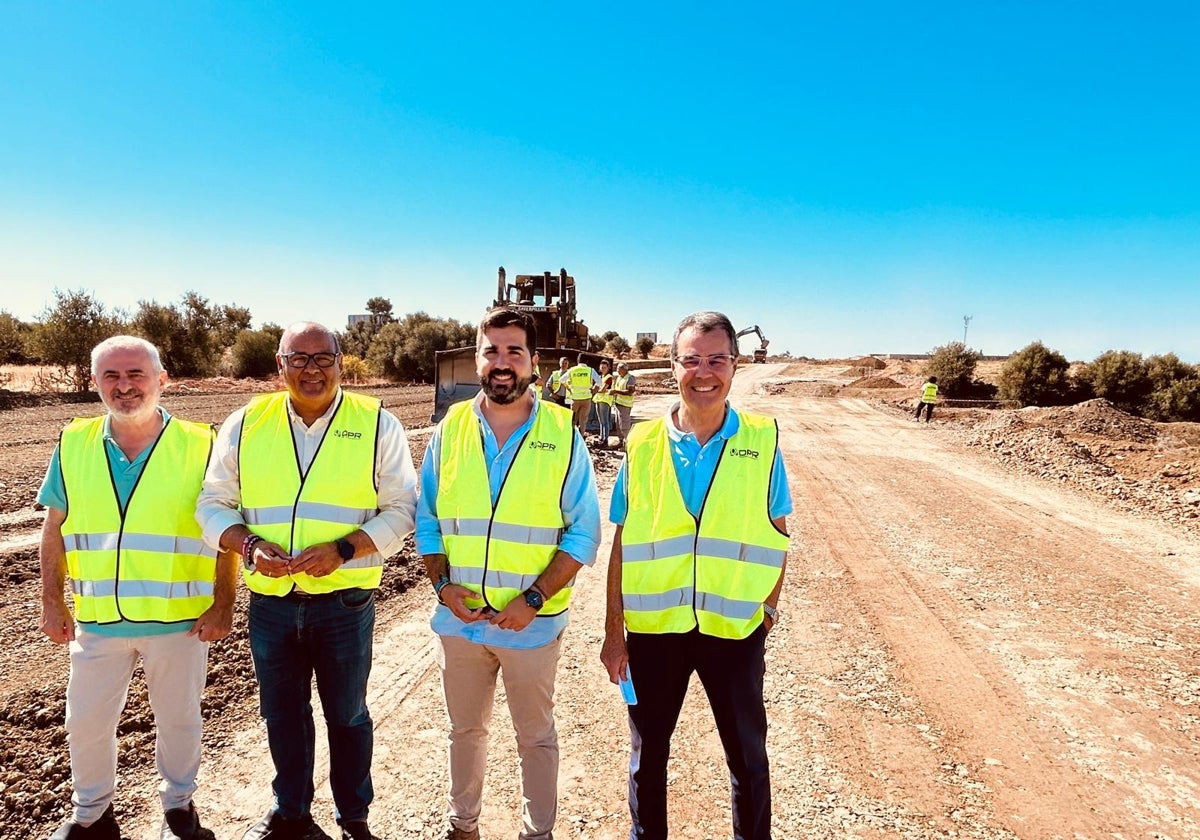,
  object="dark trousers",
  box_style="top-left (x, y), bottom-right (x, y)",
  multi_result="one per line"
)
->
top-left (915, 401), bottom-right (934, 421)
top-left (626, 625), bottom-right (770, 840)
top-left (248, 589), bottom-right (376, 823)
